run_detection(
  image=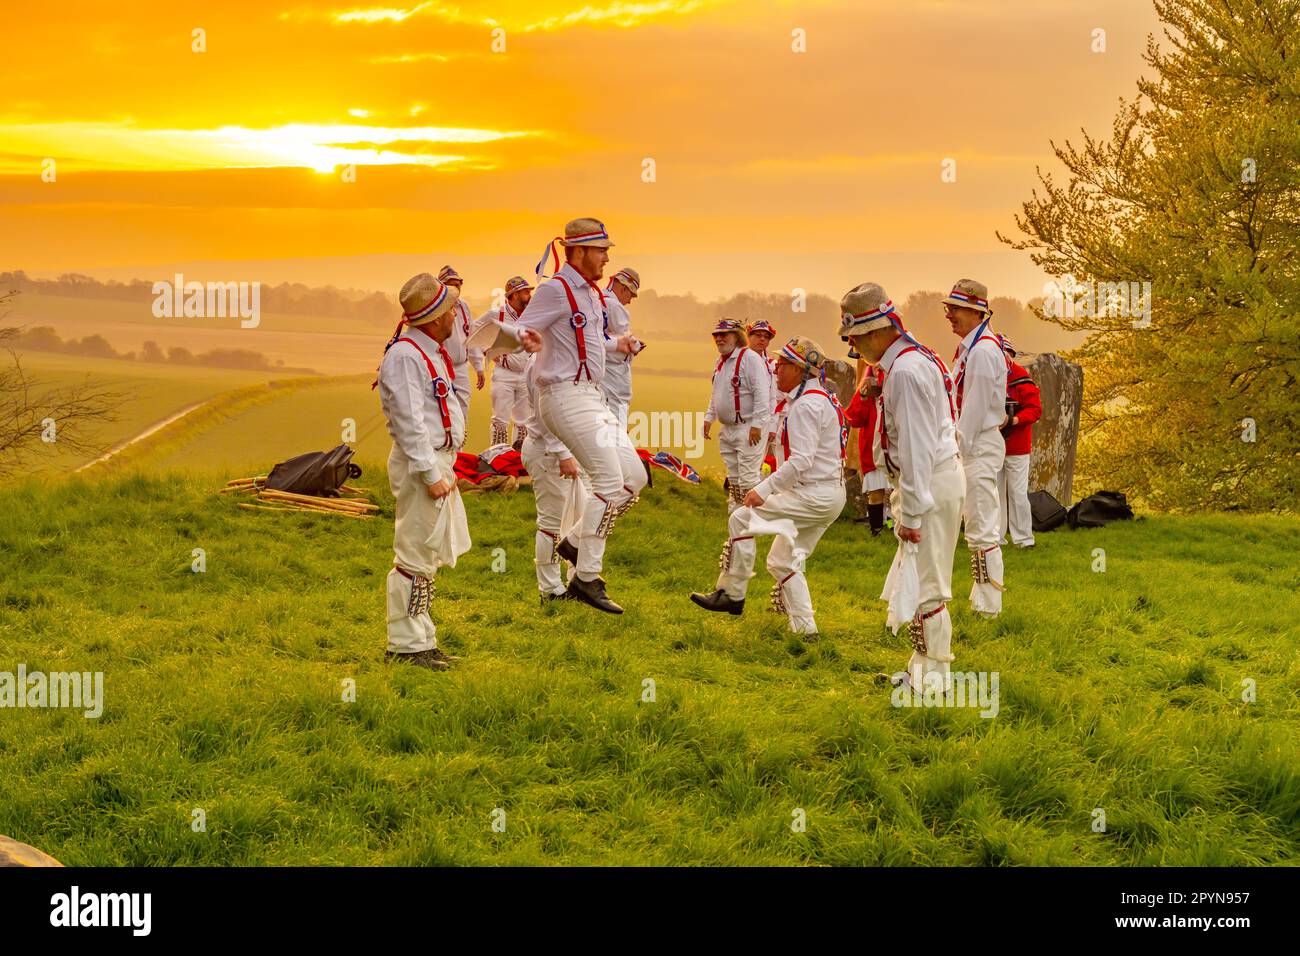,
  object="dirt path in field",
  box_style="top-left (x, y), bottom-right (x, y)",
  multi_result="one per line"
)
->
top-left (75, 400), bottom-right (214, 472)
